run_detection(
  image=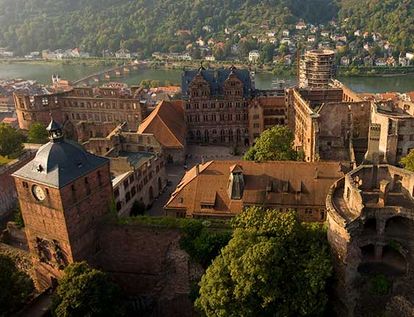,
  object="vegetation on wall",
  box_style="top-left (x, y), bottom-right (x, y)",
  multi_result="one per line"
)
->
top-left (195, 207), bottom-right (332, 316)
top-left (0, 254), bottom-right (34, 315)
top-left (400, 150), bottom-right (414, 172)
top-left (51, 262), bottom-right (125, 317)
top-left (179, 221), bottom-right (231, 268)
